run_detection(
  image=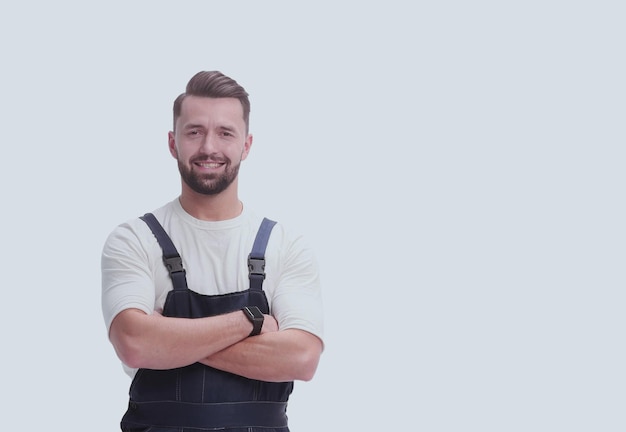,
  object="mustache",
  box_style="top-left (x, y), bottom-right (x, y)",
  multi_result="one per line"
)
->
top-left (190, 154), bottom-right (228, 164)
